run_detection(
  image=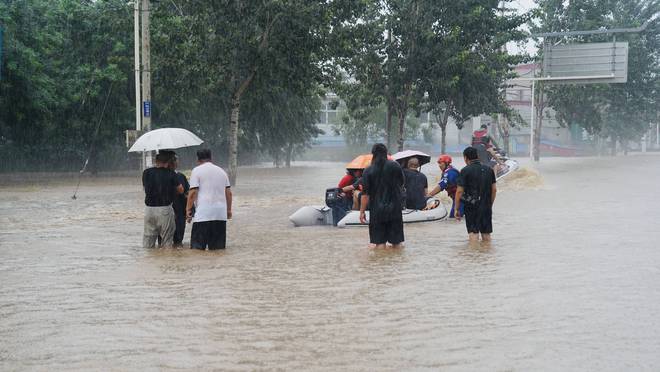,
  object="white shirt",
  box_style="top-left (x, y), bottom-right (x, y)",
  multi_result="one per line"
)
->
top-left (189, 162), bottom-right (231, 222)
